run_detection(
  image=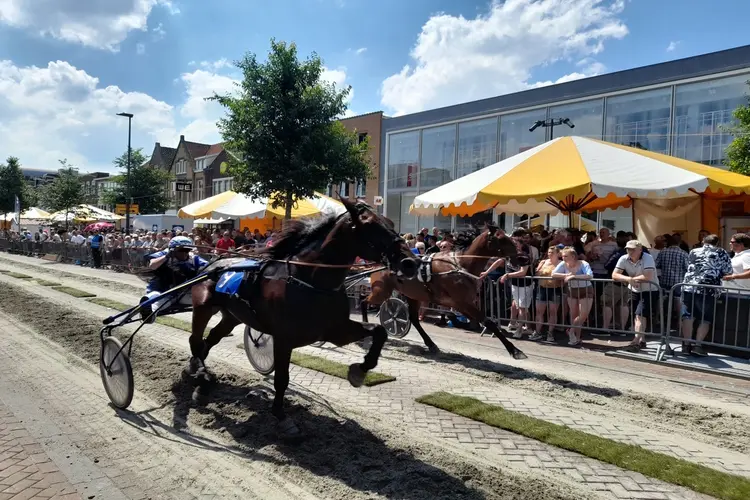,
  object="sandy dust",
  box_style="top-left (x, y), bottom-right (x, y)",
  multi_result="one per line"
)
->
top-left (371, 338), bottom-right (750, 455)
top-left (0, 281), bottom-right (594, 500)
